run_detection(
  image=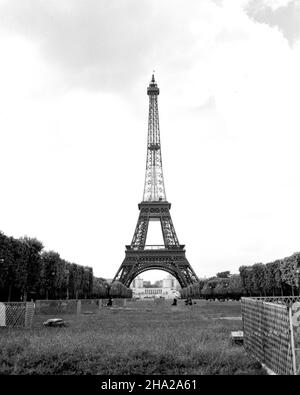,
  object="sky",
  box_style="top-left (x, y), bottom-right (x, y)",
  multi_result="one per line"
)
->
top-left (0, 0), bottom-right (300, 282)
